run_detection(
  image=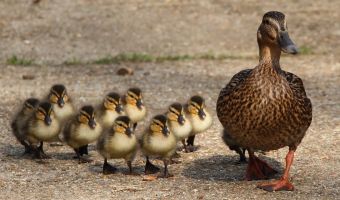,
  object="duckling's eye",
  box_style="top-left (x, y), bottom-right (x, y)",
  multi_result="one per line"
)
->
top-left (25, 105), bottom-right (33, 110)
top-left (263, 19), bottom-right (270, 25)
top-left (191, 104), bottom-right (200, 111)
